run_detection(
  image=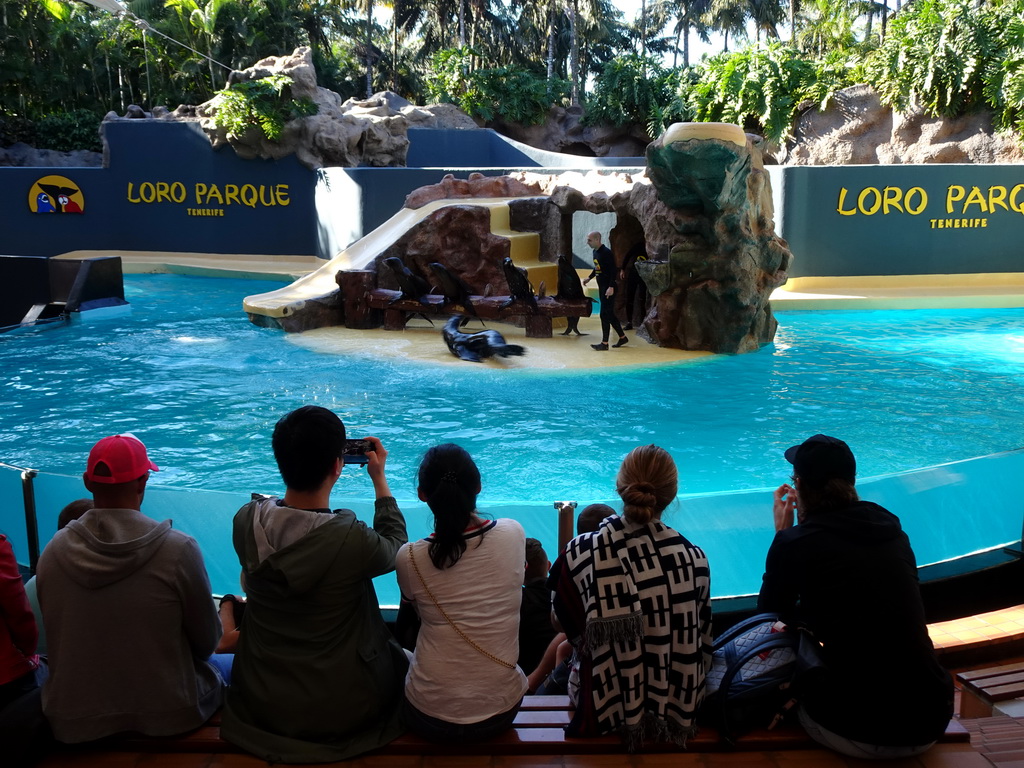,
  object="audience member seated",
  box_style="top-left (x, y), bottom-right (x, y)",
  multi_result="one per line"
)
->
top-left (396, 443), bottom-right (528, 742)
top-left (549, 446), bottom-right (712, 750)
top-left (37, 434), bottom-right (222, 743)
top-left (528, 502), bottom-right (615, 694)
top-left (518, 538), bottom-right (555, 675)
top-left (758, 434), bottom-right (953, 759)
top-left (1, 530), bottom-right (48, 766)
top-left (222, 406), bottom-right (408, 763)
top-left (24, 498), bottom-right (93, 657)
